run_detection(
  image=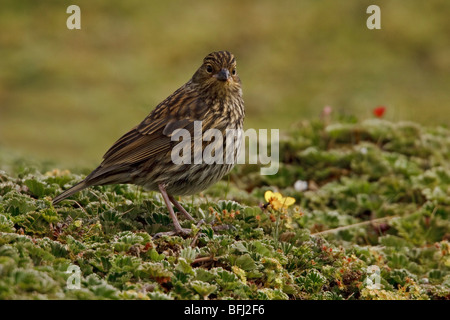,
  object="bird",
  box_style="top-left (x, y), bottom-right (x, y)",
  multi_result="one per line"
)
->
top-left (53, 51), bottom-right (245, 236)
